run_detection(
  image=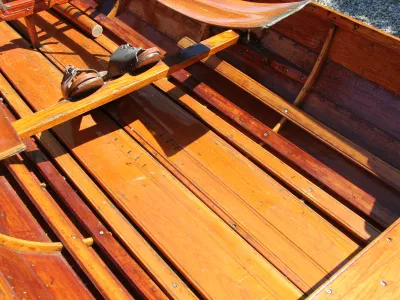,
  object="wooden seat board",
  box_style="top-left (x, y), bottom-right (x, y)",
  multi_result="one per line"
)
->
top-left (21, 10), bottom-right (362, 291)
top-left (0, 21), bottom-right (301, 299)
